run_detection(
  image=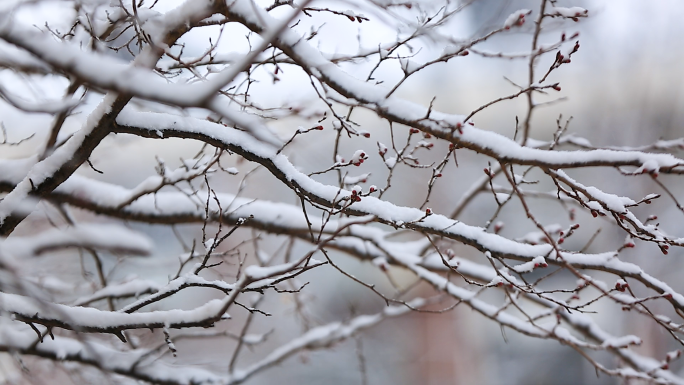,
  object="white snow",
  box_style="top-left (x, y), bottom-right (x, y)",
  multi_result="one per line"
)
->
top-left (0, 224), bottom-right (153, 261)
top-left (548, 6), bottom-right (588, 18)
top-left (504, 9), bottom-right (532, 29)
